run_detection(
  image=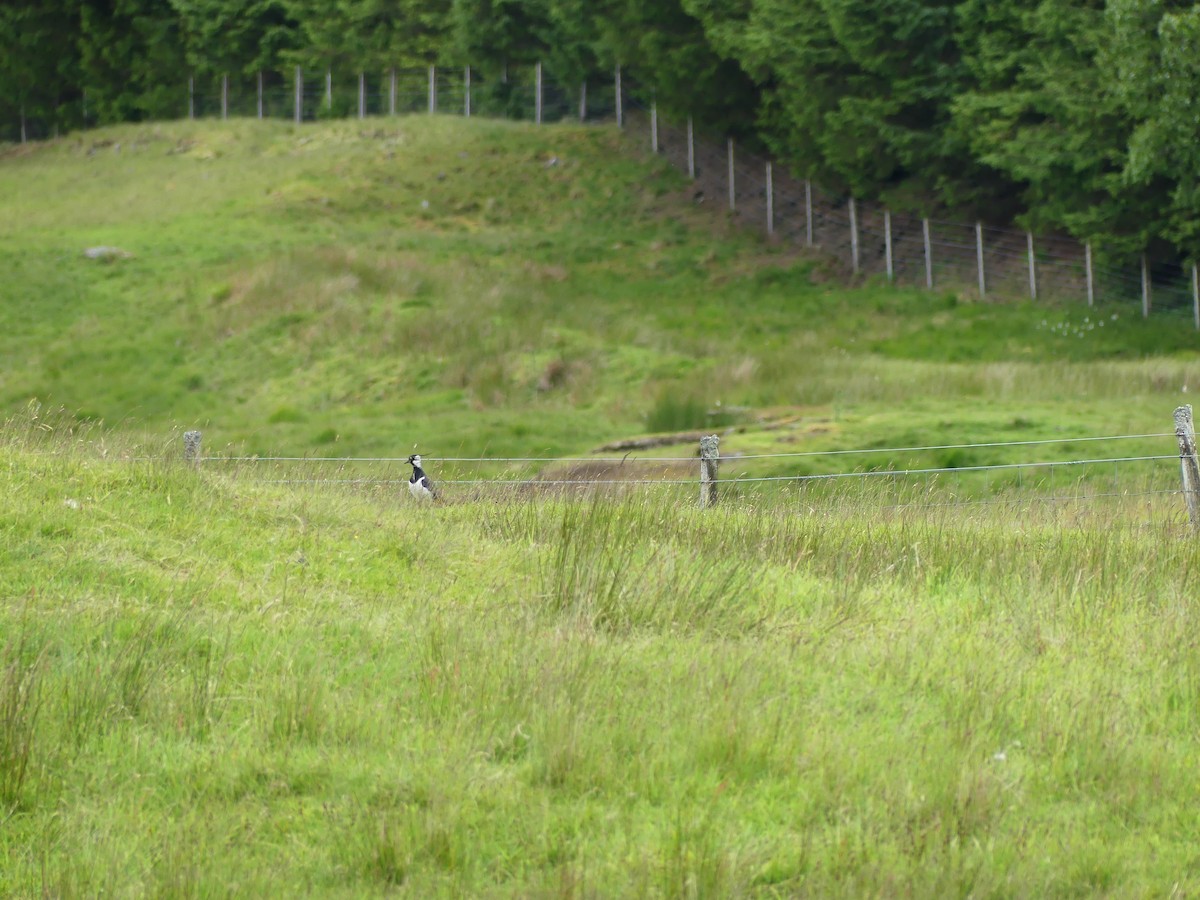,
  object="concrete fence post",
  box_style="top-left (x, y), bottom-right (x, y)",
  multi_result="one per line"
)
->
top-left (700, 435), bottom-right (720, 509)
top-left (1175, 406), bottom-right (1200, 526)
